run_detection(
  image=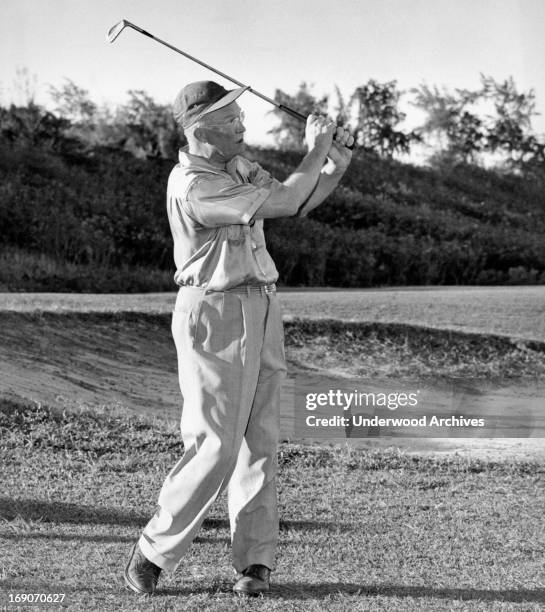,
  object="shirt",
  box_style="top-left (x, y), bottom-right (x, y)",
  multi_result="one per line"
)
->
top-left (167, 148), bottom-right (284, 291)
